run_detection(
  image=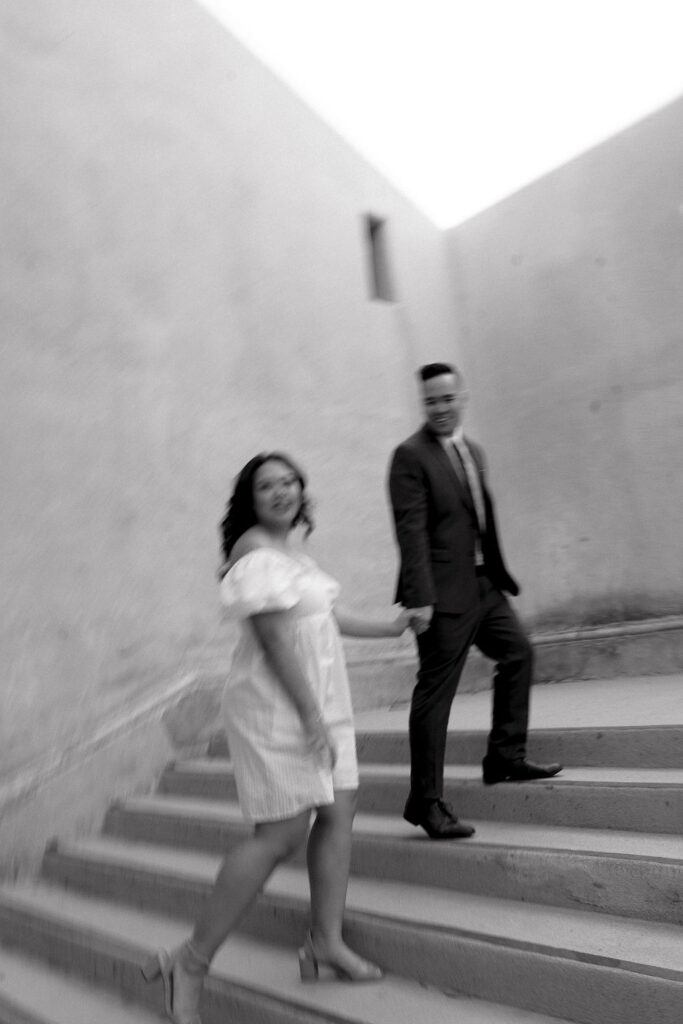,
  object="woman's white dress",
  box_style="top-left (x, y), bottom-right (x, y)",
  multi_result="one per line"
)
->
top-left (220, 547), bottom-right (359, 822)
